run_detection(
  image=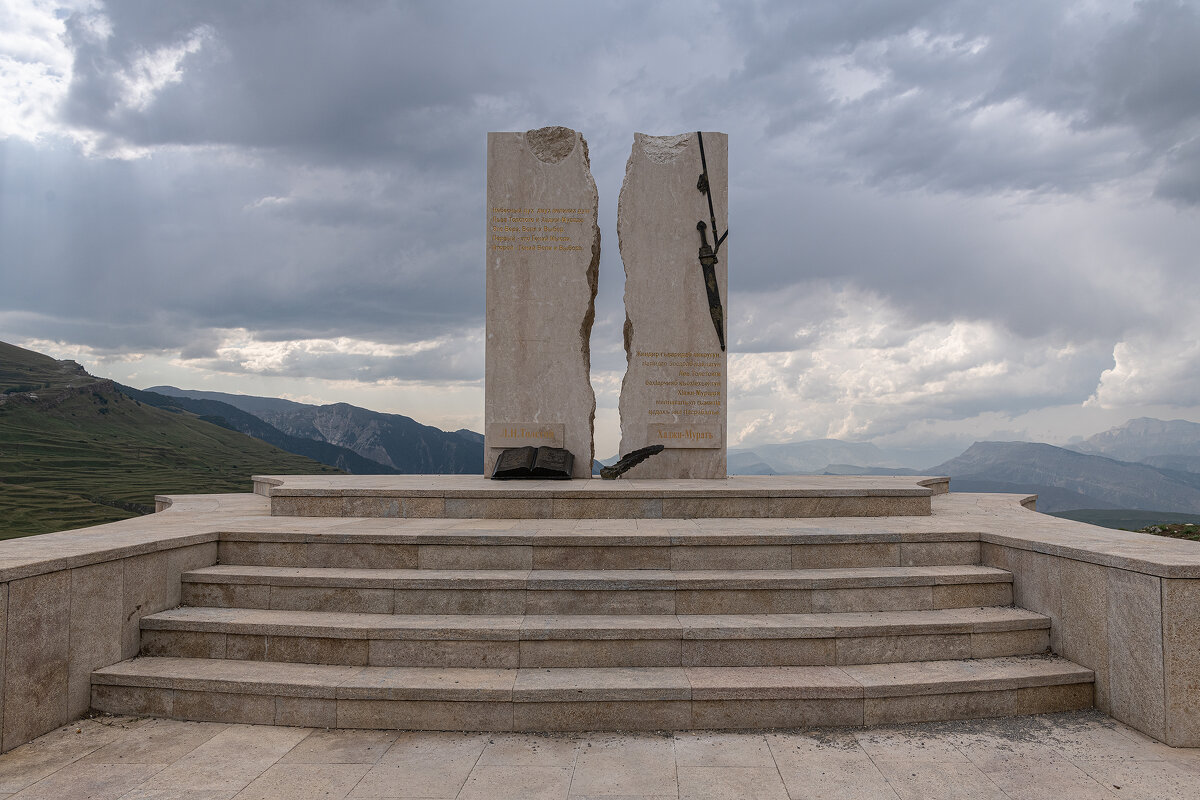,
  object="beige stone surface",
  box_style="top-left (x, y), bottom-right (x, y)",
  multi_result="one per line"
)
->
top-left (1163, 578), bottom-right (1200, 746)
top-left (67, 561), bottom-right (125, 720)
top-left (279, 728), bottom-right (397, 764)
top-left (369, 639), bottom-right (520, 668)
top-left (970, 628), bottom-right (1050, 659)
top-left (676, 764), bottom-right (789, 799)
top-left (1057, 559), bottom-right (1111, 711)
top-left (273, 696), bottom-right (336, 728)
top-left (519, 638), bottom-right (681, 668)
top-left (617, 132), bottom-right (728, 479)
top-left (769, 732), bottom-right (900, 799)
top-left (268, 586), bottom-right (393, 614)
top-left (1106, 567), bottom-right (1166, 741)
top-left (514, 699), bottom-right (691, 731)
top-left (792, 542), bottom-right (900, 569)
top-left (4, 711), bottom-right (1199, 798)
top-left (673, 731), bottom-right (775, 766)
top-left (79, 718), bottom-right (222, 765)
top-left (475, 732), bottom-right (579, 766)
top-left (3, 571), bottom-right (70, 750)
top-left (532, 545), bottom-right (670, 570)
top-left (672, 545), bottom-right (789, 570)
top-left (569, 734), bottom-right (677, 796)
top-left (418, 545), bottom-right (532, 570)
top-left (485, 126), bottom-right (599, 479)
top-left (141, 630), bottom-right (227, 659)
top-left (172, 690), bottom-right (276, 725)
top-left (681, 637), bottom-right (836, 667)
top-left (90, 685), bottom-right (173, 718)
top-left (835, 632), bottom-right (972, 665)
top-left (691, 698), bottom-right (863, 729)
top-left (456, 764), bottom-right (572, 800)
